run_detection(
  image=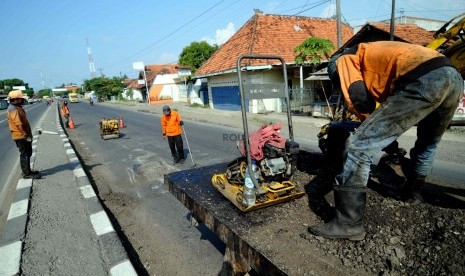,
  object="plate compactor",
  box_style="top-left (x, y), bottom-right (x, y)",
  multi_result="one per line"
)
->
top-left (211, 55), bottom-right (305, 212)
